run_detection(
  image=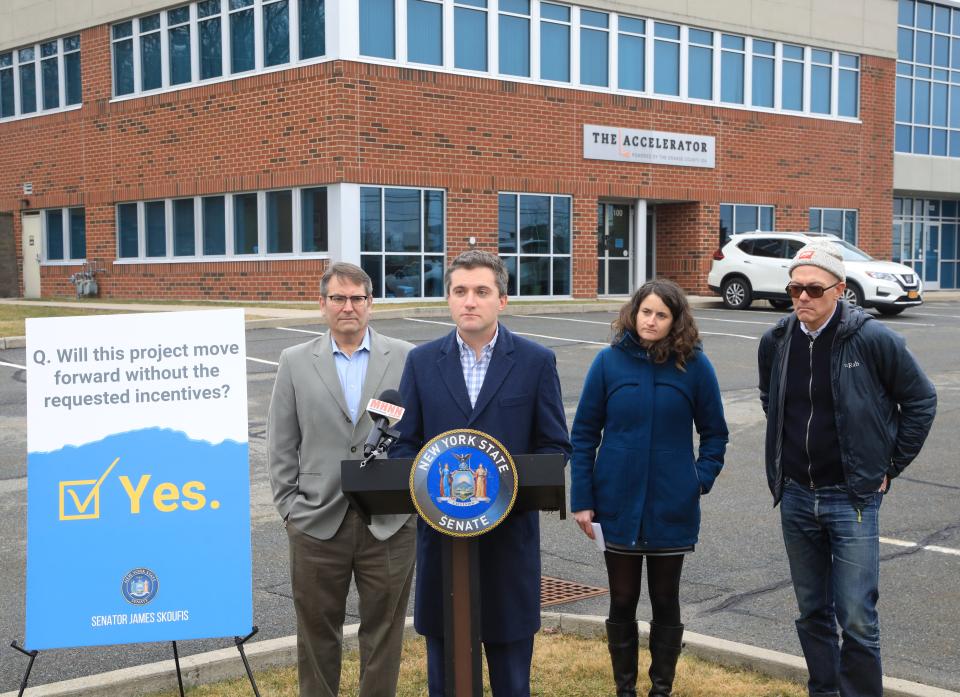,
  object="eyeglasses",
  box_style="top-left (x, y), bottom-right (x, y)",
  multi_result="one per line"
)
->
top-left (785, 282), bottom-right (840, 299)
top-left (326, 294), bottom-right (369, 307)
